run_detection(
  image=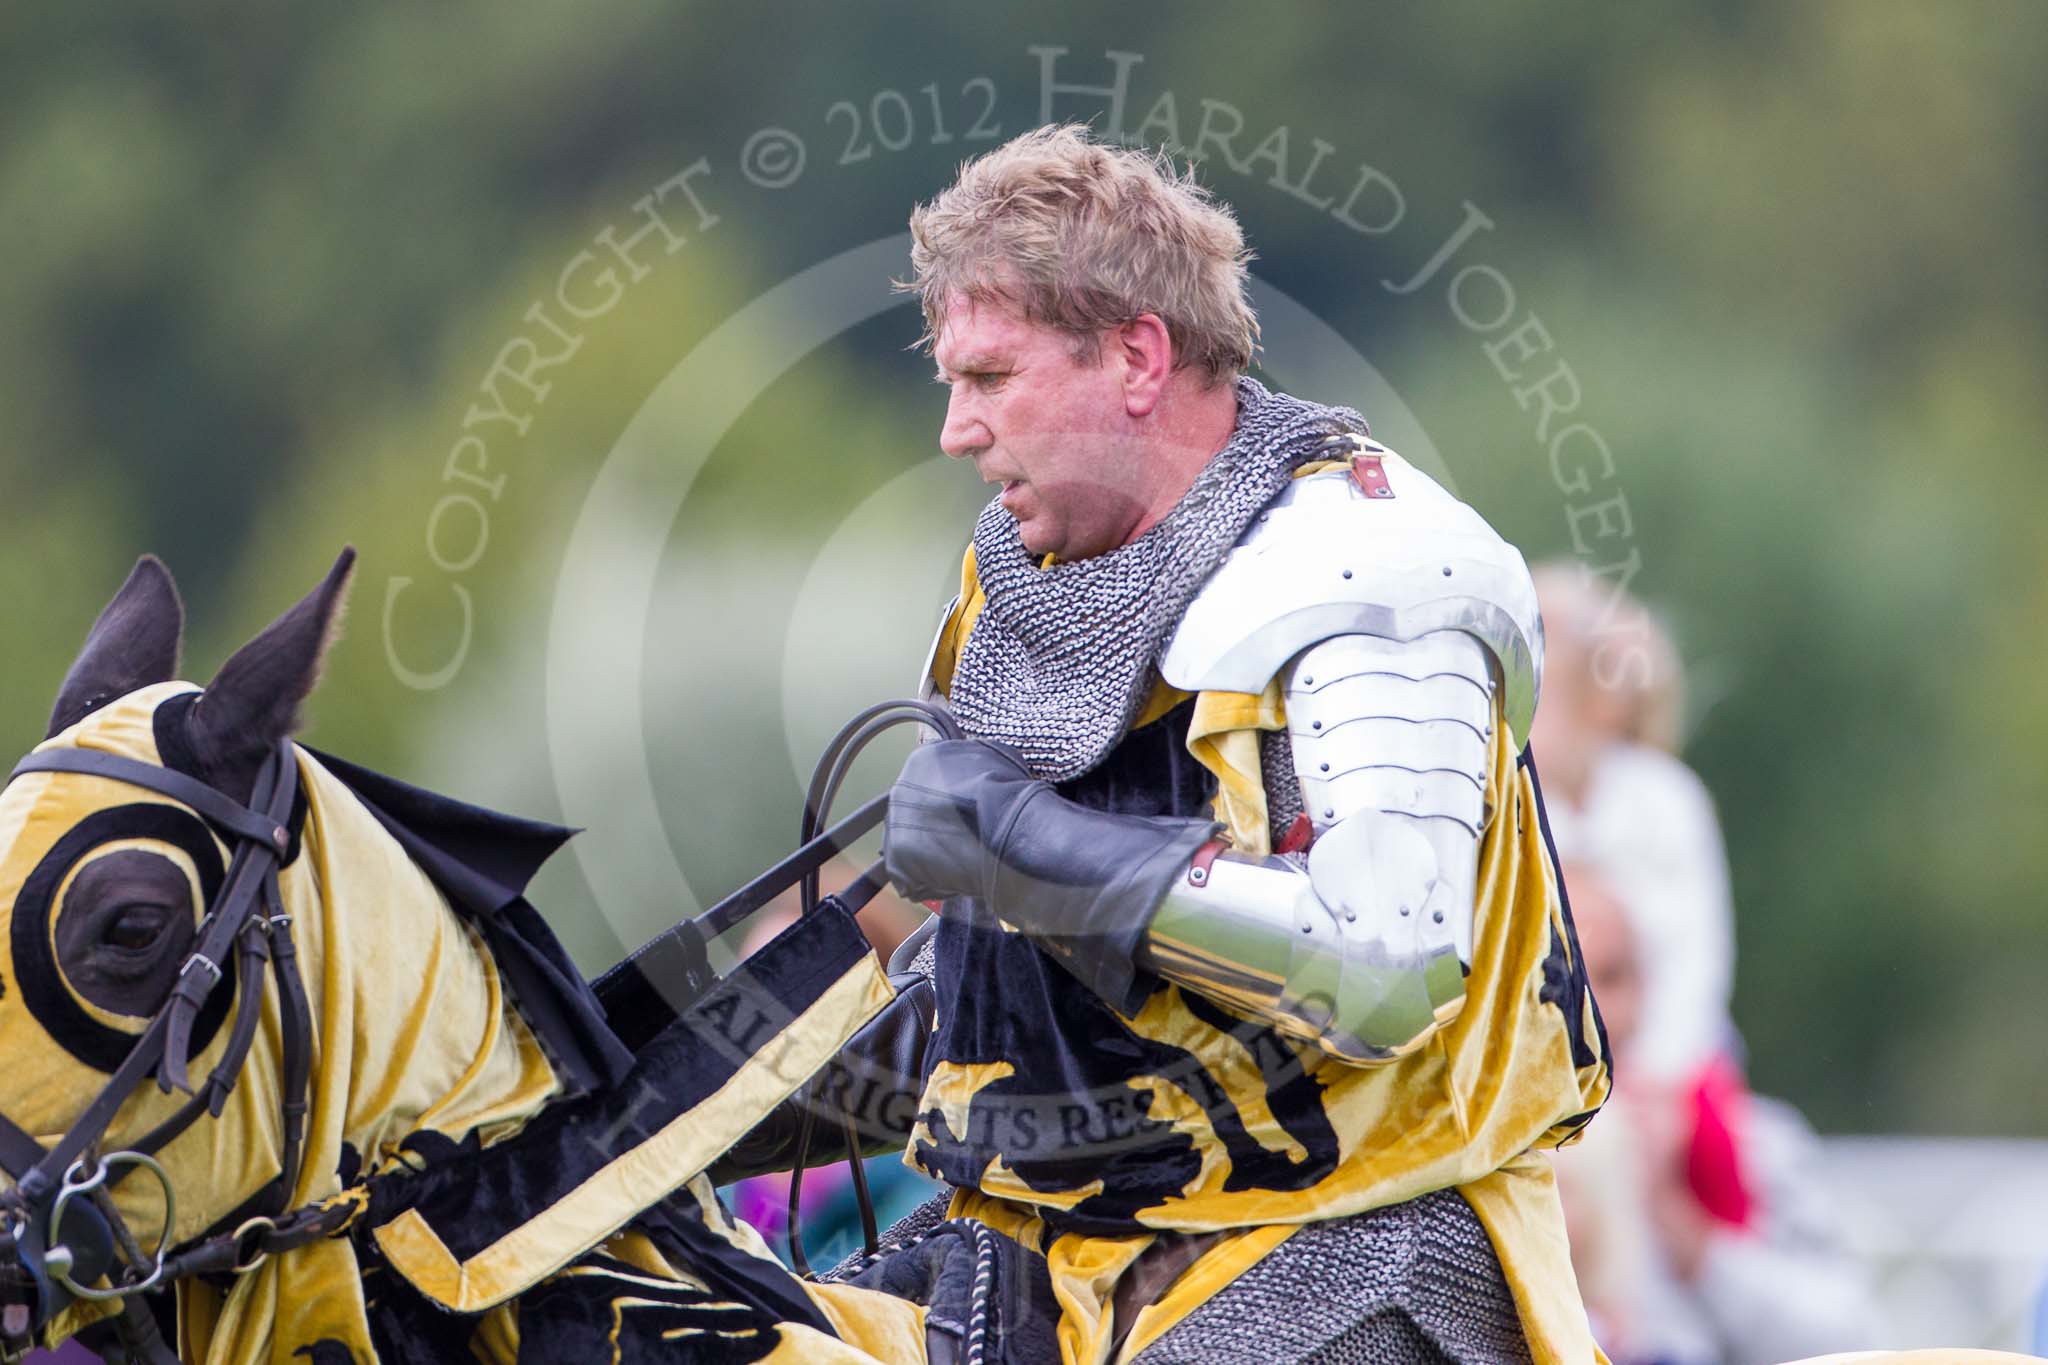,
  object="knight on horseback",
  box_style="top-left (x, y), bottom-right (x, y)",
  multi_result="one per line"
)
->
top-left (731, 124), bottom-right (1616, 1364)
